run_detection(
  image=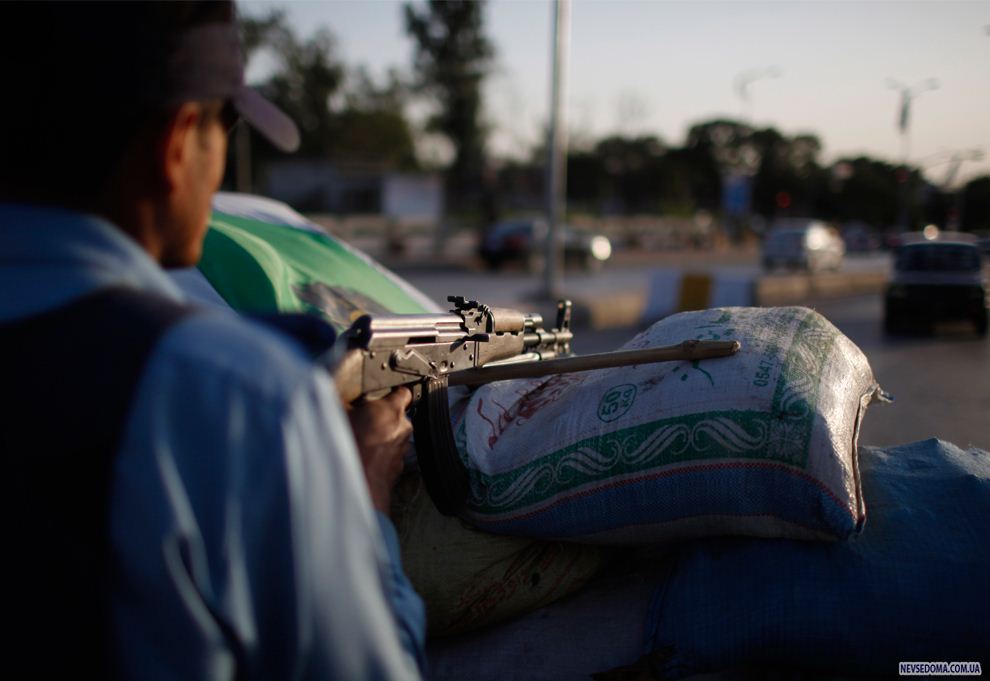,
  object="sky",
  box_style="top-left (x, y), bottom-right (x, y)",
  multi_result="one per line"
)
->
top-left (242, 0), bottom-right (990, 186)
